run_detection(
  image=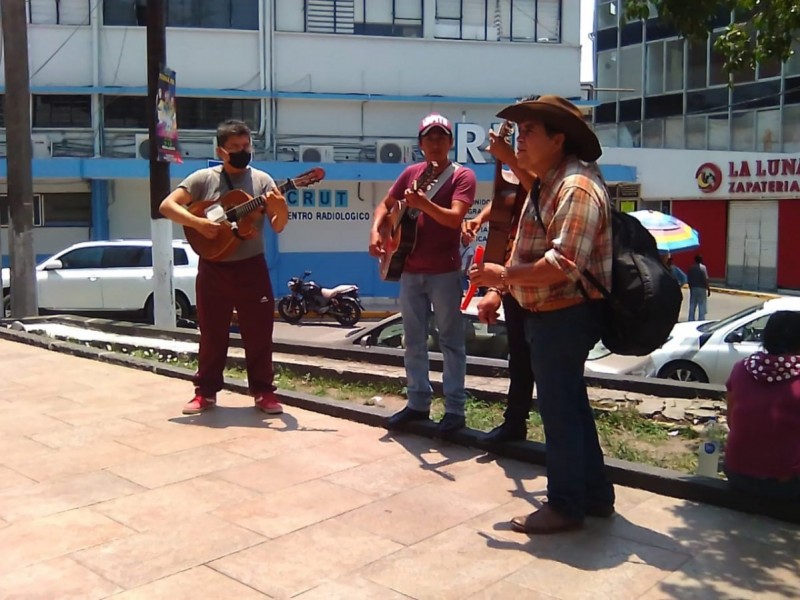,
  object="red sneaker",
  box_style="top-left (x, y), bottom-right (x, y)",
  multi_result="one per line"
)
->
top-left (182, 395), bottom-right (216, 415)
top-left (254, 392), bottom-right (283, 414)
